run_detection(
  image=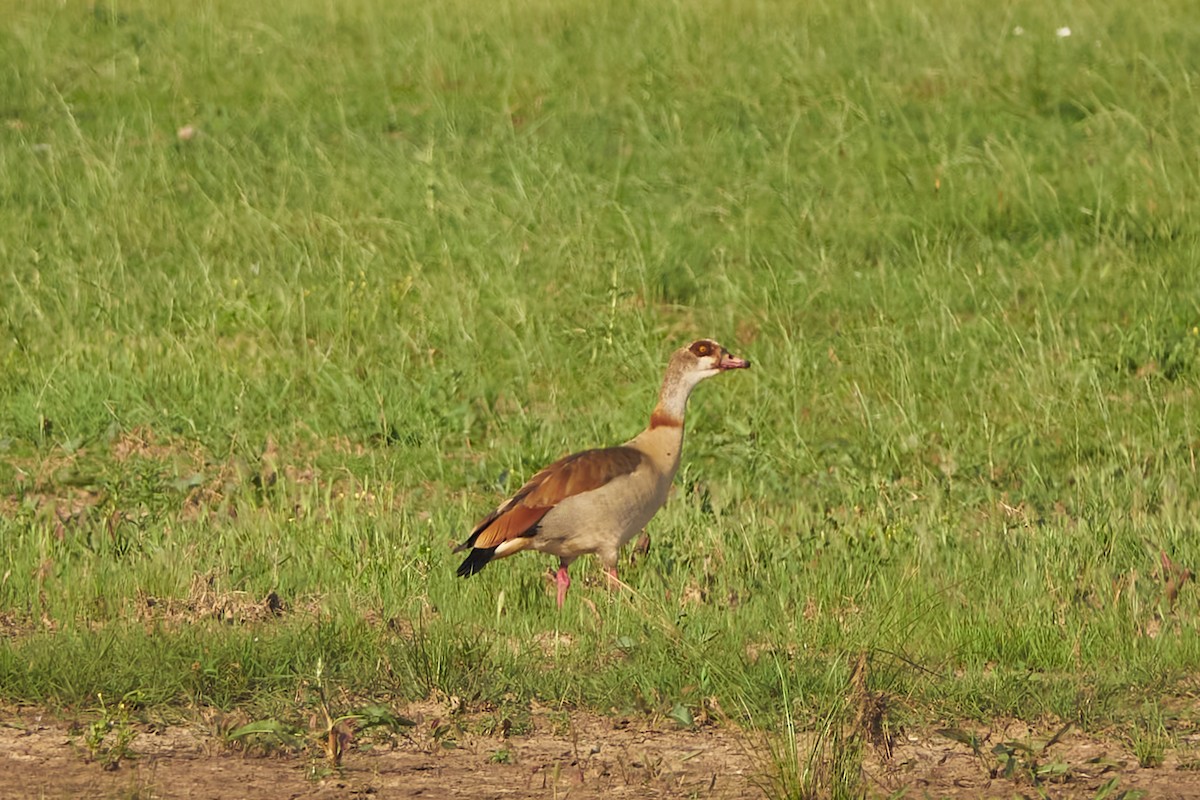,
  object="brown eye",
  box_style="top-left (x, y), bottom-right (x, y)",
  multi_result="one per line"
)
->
top-left (691, 341), bottom-right (712, 357)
